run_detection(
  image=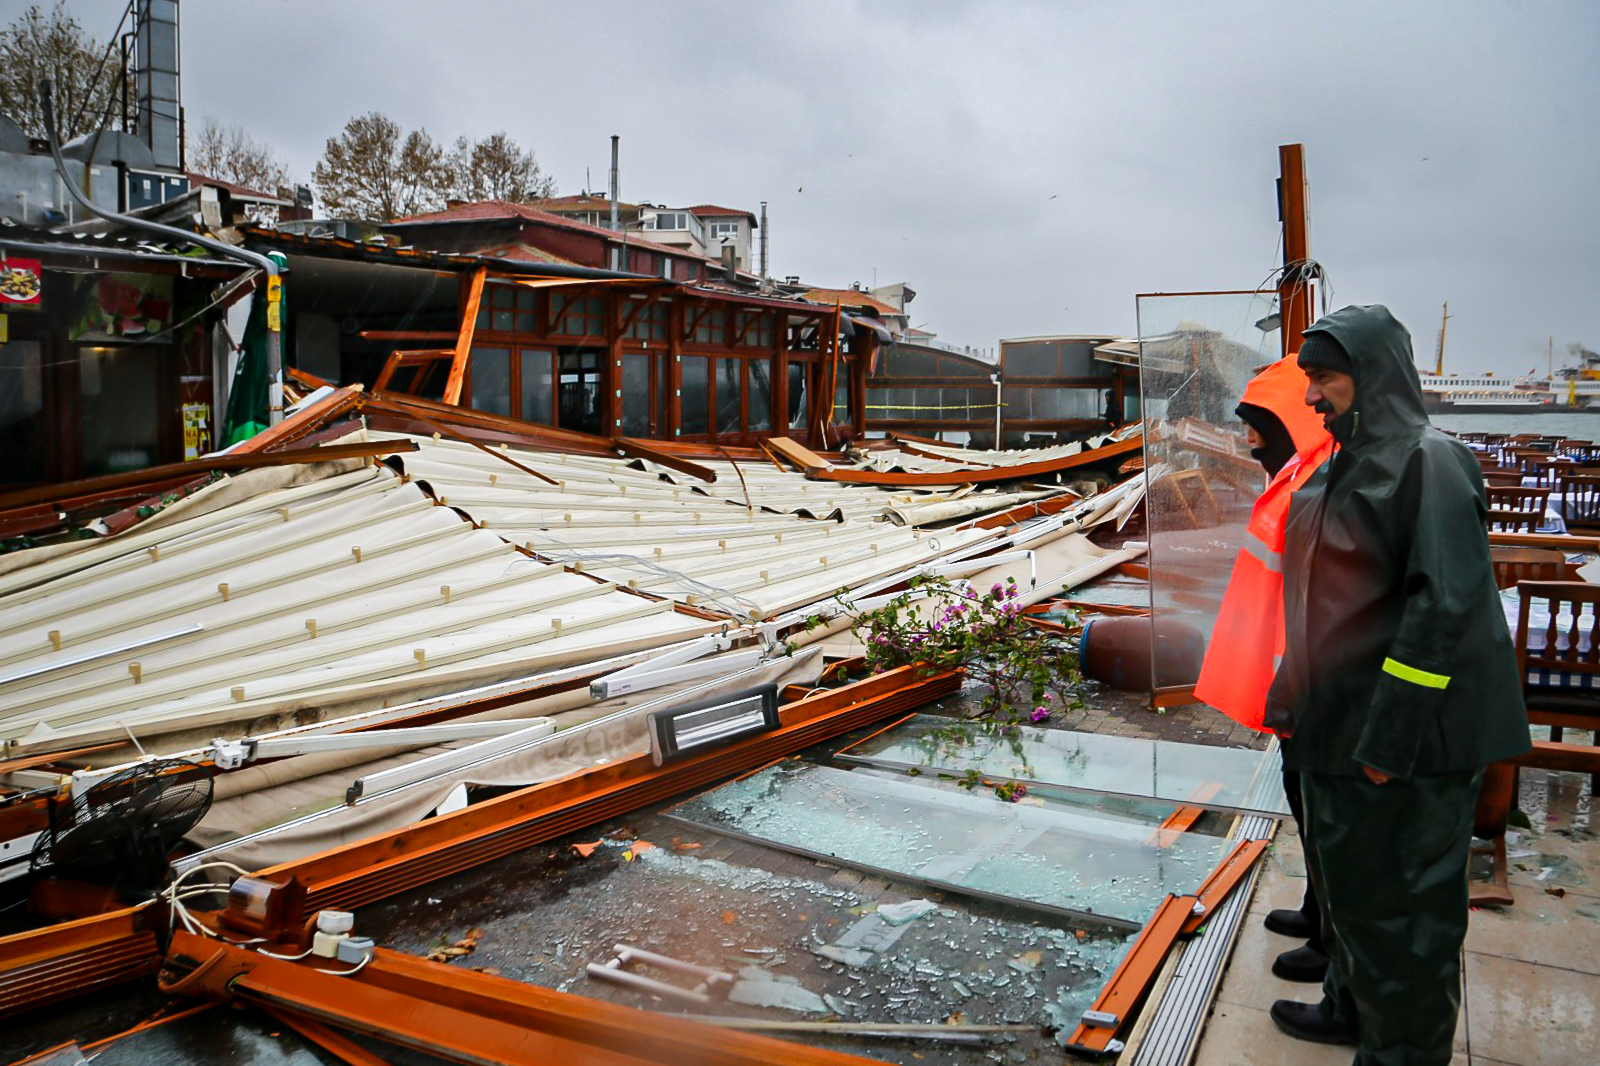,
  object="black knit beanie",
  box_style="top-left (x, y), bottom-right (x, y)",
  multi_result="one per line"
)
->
top-left (1235, 402), bottom-right (1296, 477)
top-left (1296, 331), bottom-right (1353, 376)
